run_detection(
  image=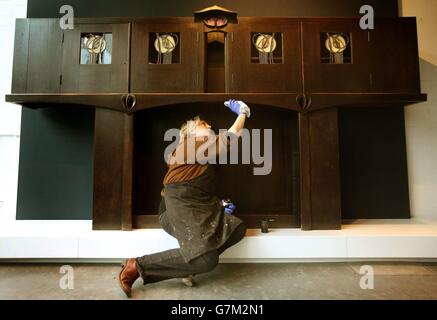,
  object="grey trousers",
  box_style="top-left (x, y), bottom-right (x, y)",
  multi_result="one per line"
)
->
top-left (135, 199), bottom-right (247, 284)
